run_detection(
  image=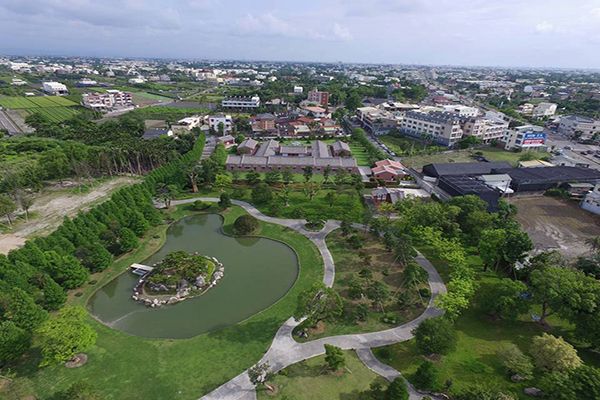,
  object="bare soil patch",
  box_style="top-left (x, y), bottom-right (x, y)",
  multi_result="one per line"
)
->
top-left (512, 196), bottom-right (600, 258)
